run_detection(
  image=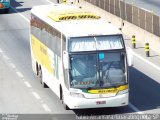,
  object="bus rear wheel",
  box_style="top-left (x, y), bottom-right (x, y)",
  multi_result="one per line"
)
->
top-left (40, 70), bottom-right (49, 88)
top-left (37, 66), bottom-right (42, 79)
top-left (42, 80), bottom-right (49, 88)
top-left (38, 67), bottom-right (49, 88)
